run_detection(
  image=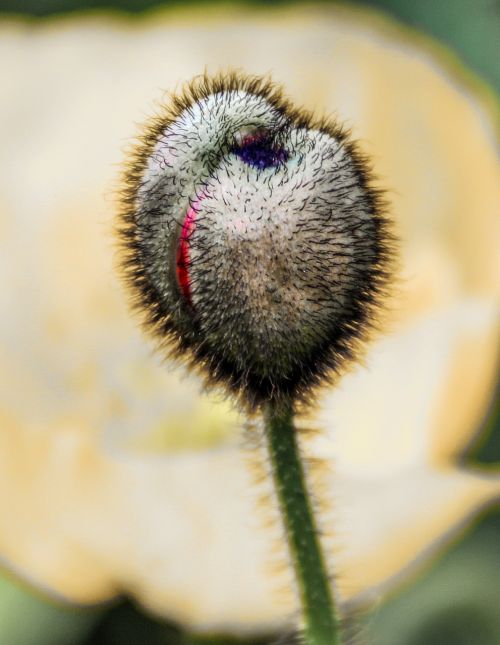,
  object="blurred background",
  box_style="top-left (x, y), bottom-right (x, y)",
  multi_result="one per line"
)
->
top-left (0, 1), bottom-right (498, 644)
